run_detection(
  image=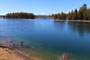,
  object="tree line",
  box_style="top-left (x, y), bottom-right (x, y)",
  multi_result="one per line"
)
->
top-left (4, 12), bottom-right (35, 19)
top-left (52, 4), bottom-right (90, 20)
top-left (36, 15), bottom-right (51, 18)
